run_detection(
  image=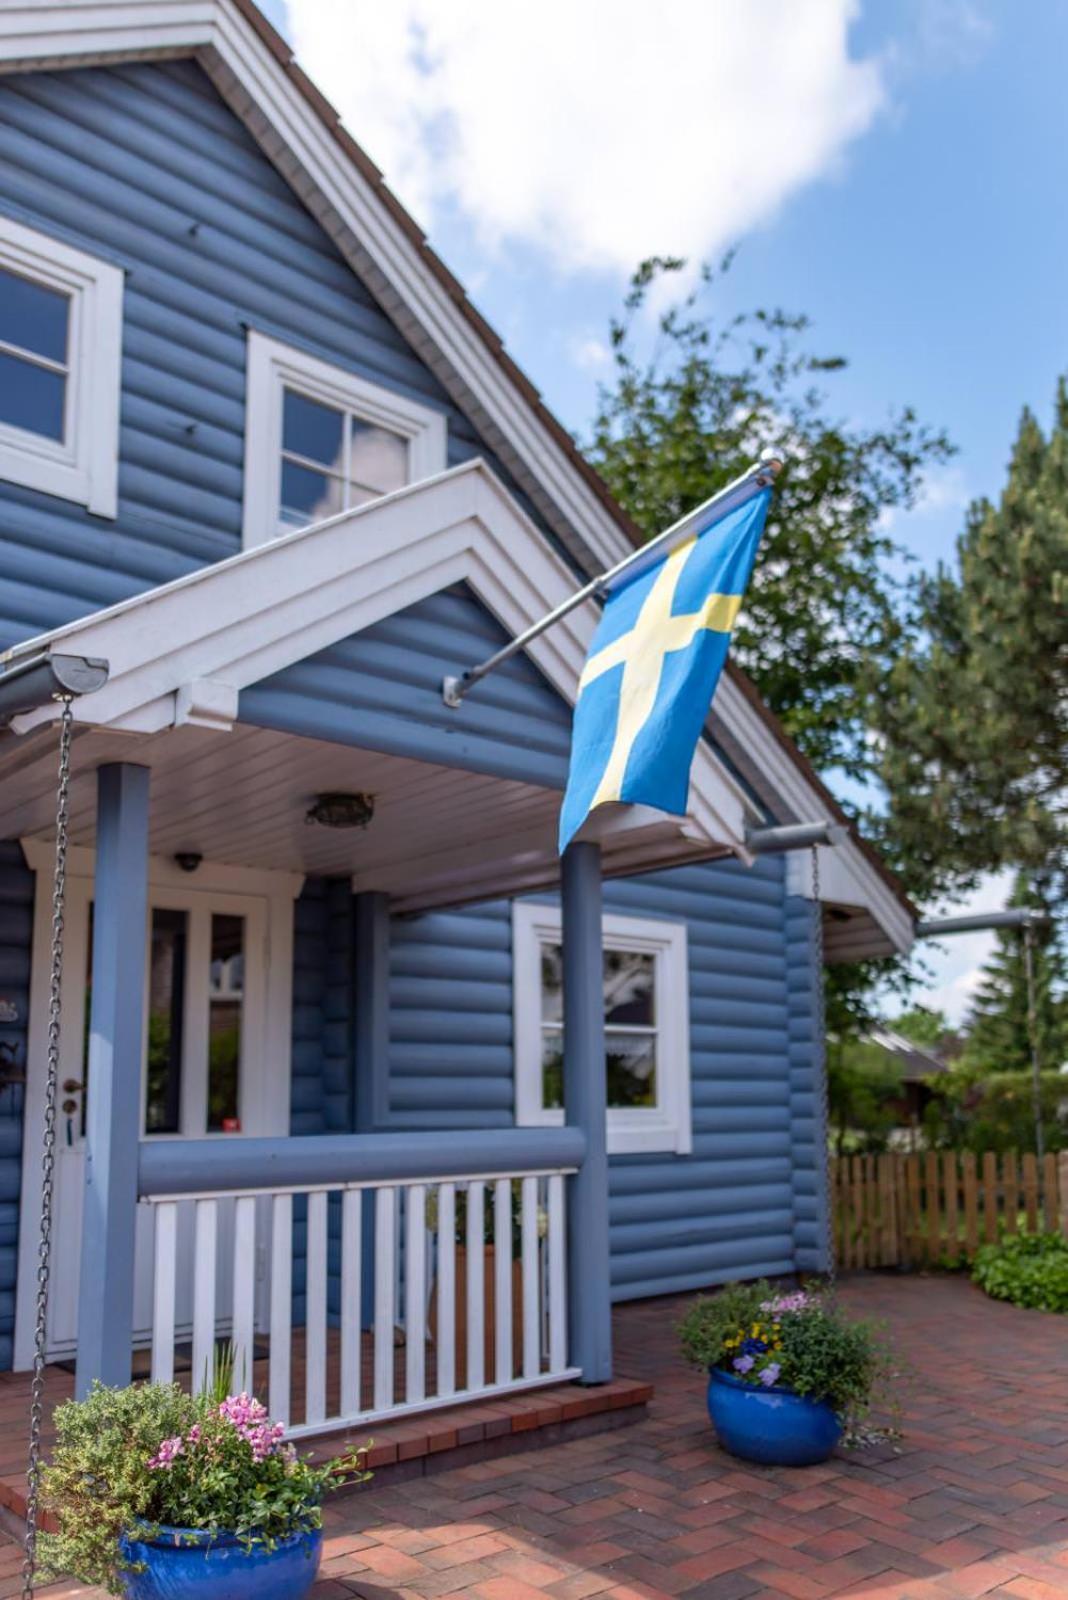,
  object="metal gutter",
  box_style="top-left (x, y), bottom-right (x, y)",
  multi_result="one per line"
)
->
top-left (0, 652), bottom-right (109, 728)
